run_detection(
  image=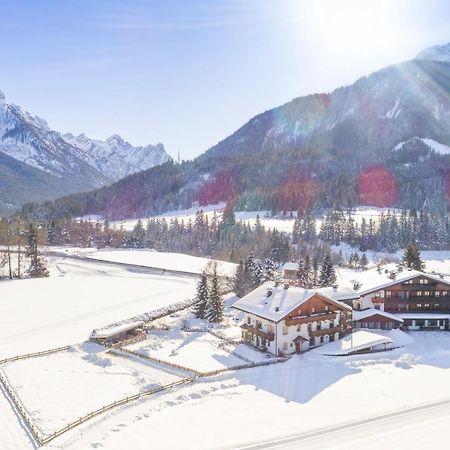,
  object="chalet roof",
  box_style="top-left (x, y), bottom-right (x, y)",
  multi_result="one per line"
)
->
top-left (343, 265), bottom-right (450, 296)
top-left (352, 308), bottom-right (403, 323)
top-left (232, 281), bottom-right (355, 323)
top-left (318, 330), bottom-right (394, 356)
